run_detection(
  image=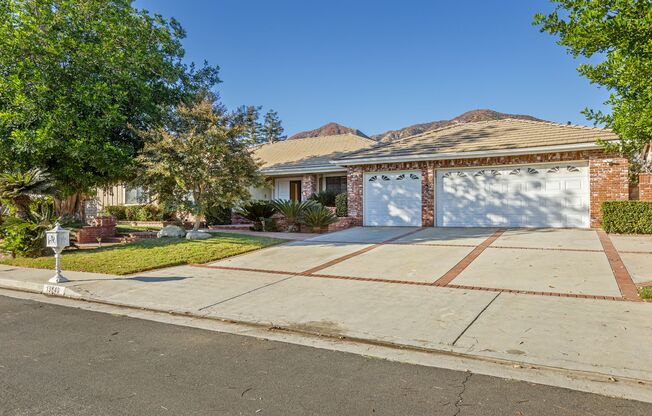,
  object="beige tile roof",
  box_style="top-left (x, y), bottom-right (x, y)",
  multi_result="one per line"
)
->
top-left (336, 119), bottom-right (618, 162)
top-left (253, 133), bottom-right (375, 173)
